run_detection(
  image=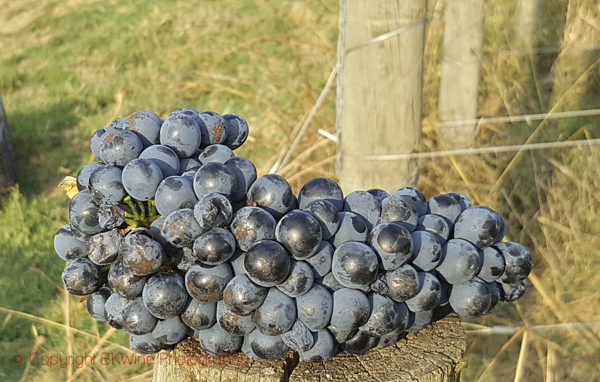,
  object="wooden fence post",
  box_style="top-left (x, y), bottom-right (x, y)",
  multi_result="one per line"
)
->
top-left (0, 95), bottom-right (15, 192)
top-left (336, 0), bottom-right (427, 193)
top-left (437, 0), bottom-right (485, 148)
